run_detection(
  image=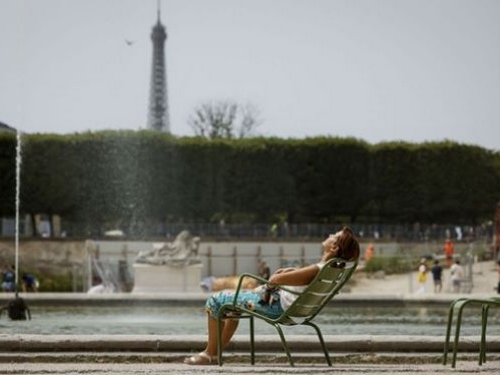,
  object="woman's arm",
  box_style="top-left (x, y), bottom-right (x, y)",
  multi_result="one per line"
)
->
top-left (273, 267), bottom-right (296, 274)
top-left (268, 264), bottom-right (319, 286)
